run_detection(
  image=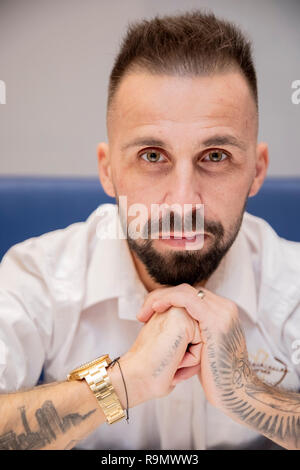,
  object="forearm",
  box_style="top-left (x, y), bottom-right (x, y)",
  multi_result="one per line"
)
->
top-left (0, 353), bottom-right (147, 450)
top-left (0, 307), bottom-right (200, 450)
top-left (202, 318), bottom-right (300, 450)
top-left (219, 369), bottom-right (300, 450)
top-left (0, 379), bottom-right (107, 450)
